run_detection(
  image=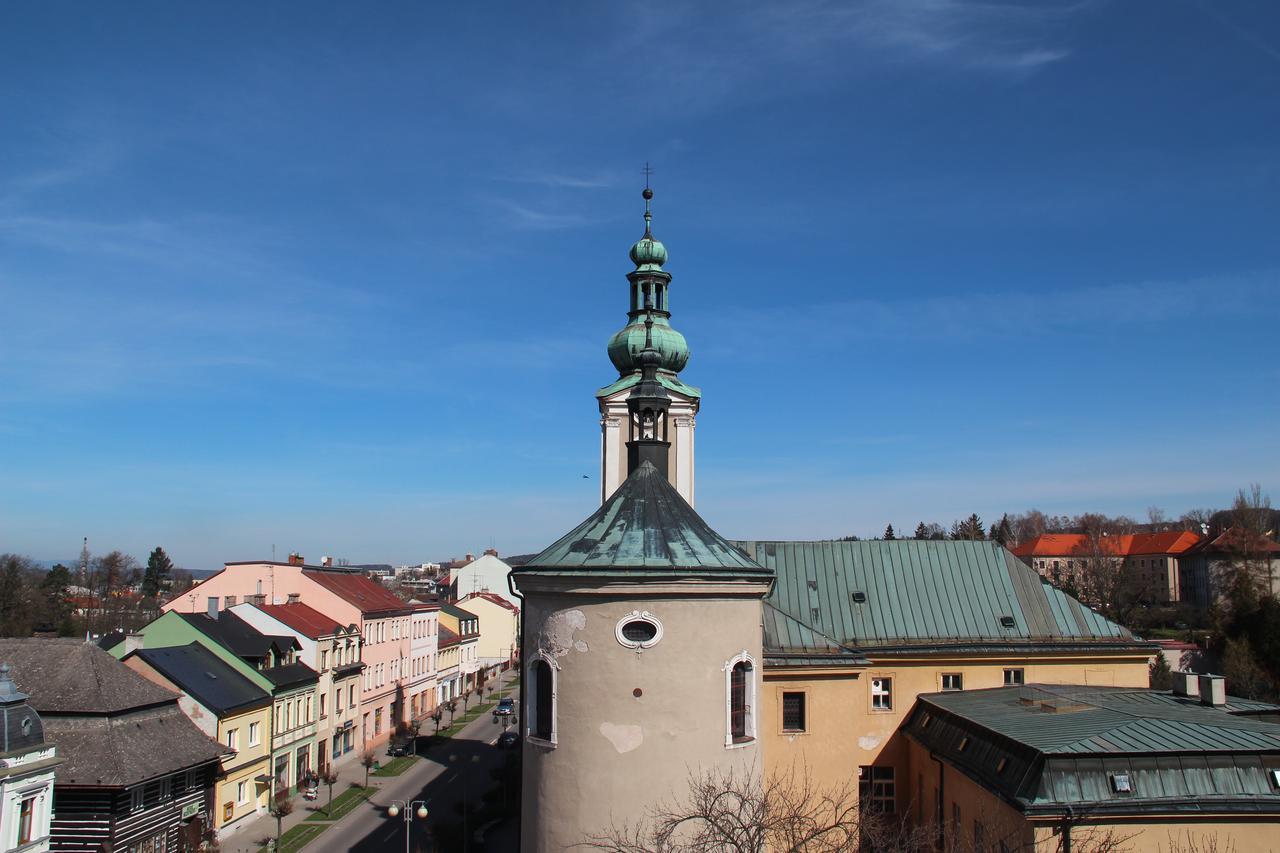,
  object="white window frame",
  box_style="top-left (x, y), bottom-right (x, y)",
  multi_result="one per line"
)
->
top-left (248, 721), bottom-right (260, 746)
top-left (723, 650), bottom-right (757, 749)
top-left (526, 650), bottom-right (559, 748)
top-left (871, 676), bottom-right (893, 711)
top-left (236, 780), bottom-right (248, 805)
top-left (1003, 668), bottom-right (1025, 686)
top-left (225, 727), bottom-right (239, 751)
top-left (615, 610), bottom-right (663, 650)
